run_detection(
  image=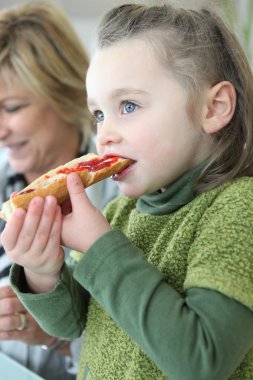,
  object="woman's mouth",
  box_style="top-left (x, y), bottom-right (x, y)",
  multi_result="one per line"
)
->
top-left (6, 141), bottom-right (29, 156)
